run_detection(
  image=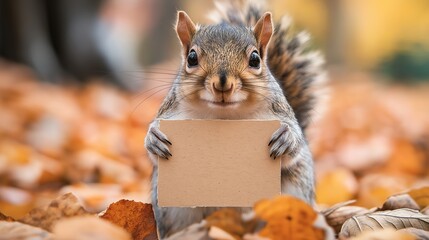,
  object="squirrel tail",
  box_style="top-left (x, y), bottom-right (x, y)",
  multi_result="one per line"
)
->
top-left (211, 0), bottom-right (326, 131)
